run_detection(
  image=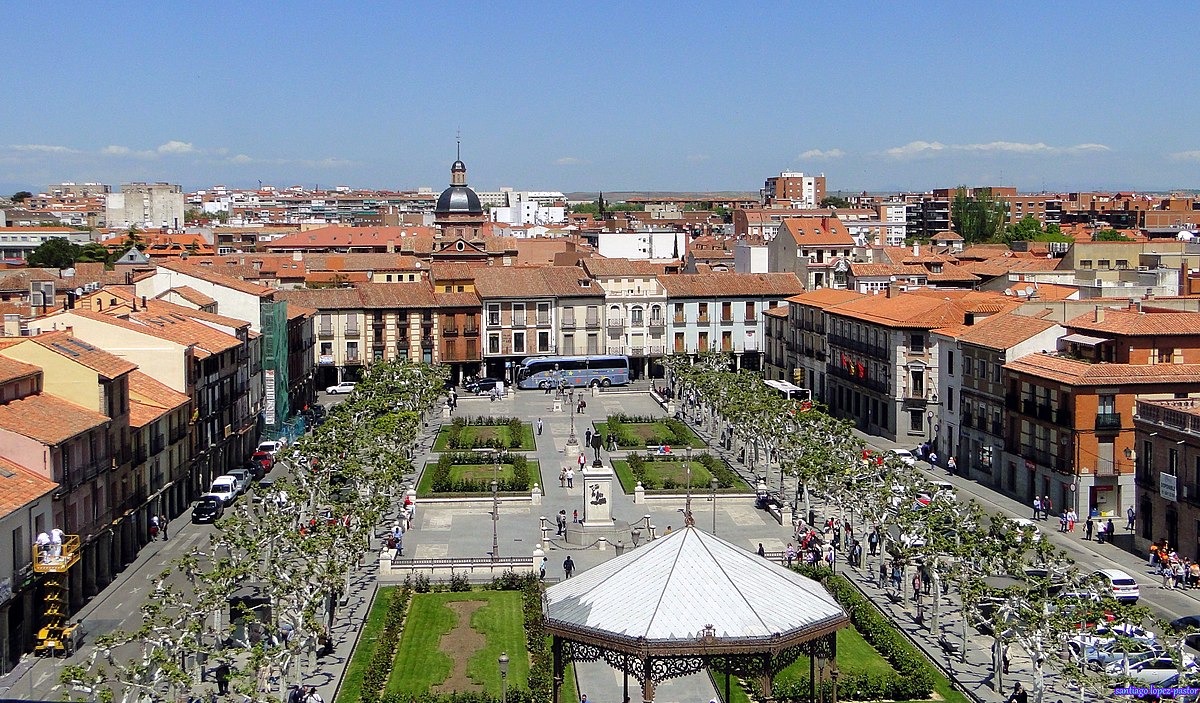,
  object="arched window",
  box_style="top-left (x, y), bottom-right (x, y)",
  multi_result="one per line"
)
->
top-left (609, 305), bottom-right (621, 322)
top-left (631, 306), bottom-right (644, 325)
